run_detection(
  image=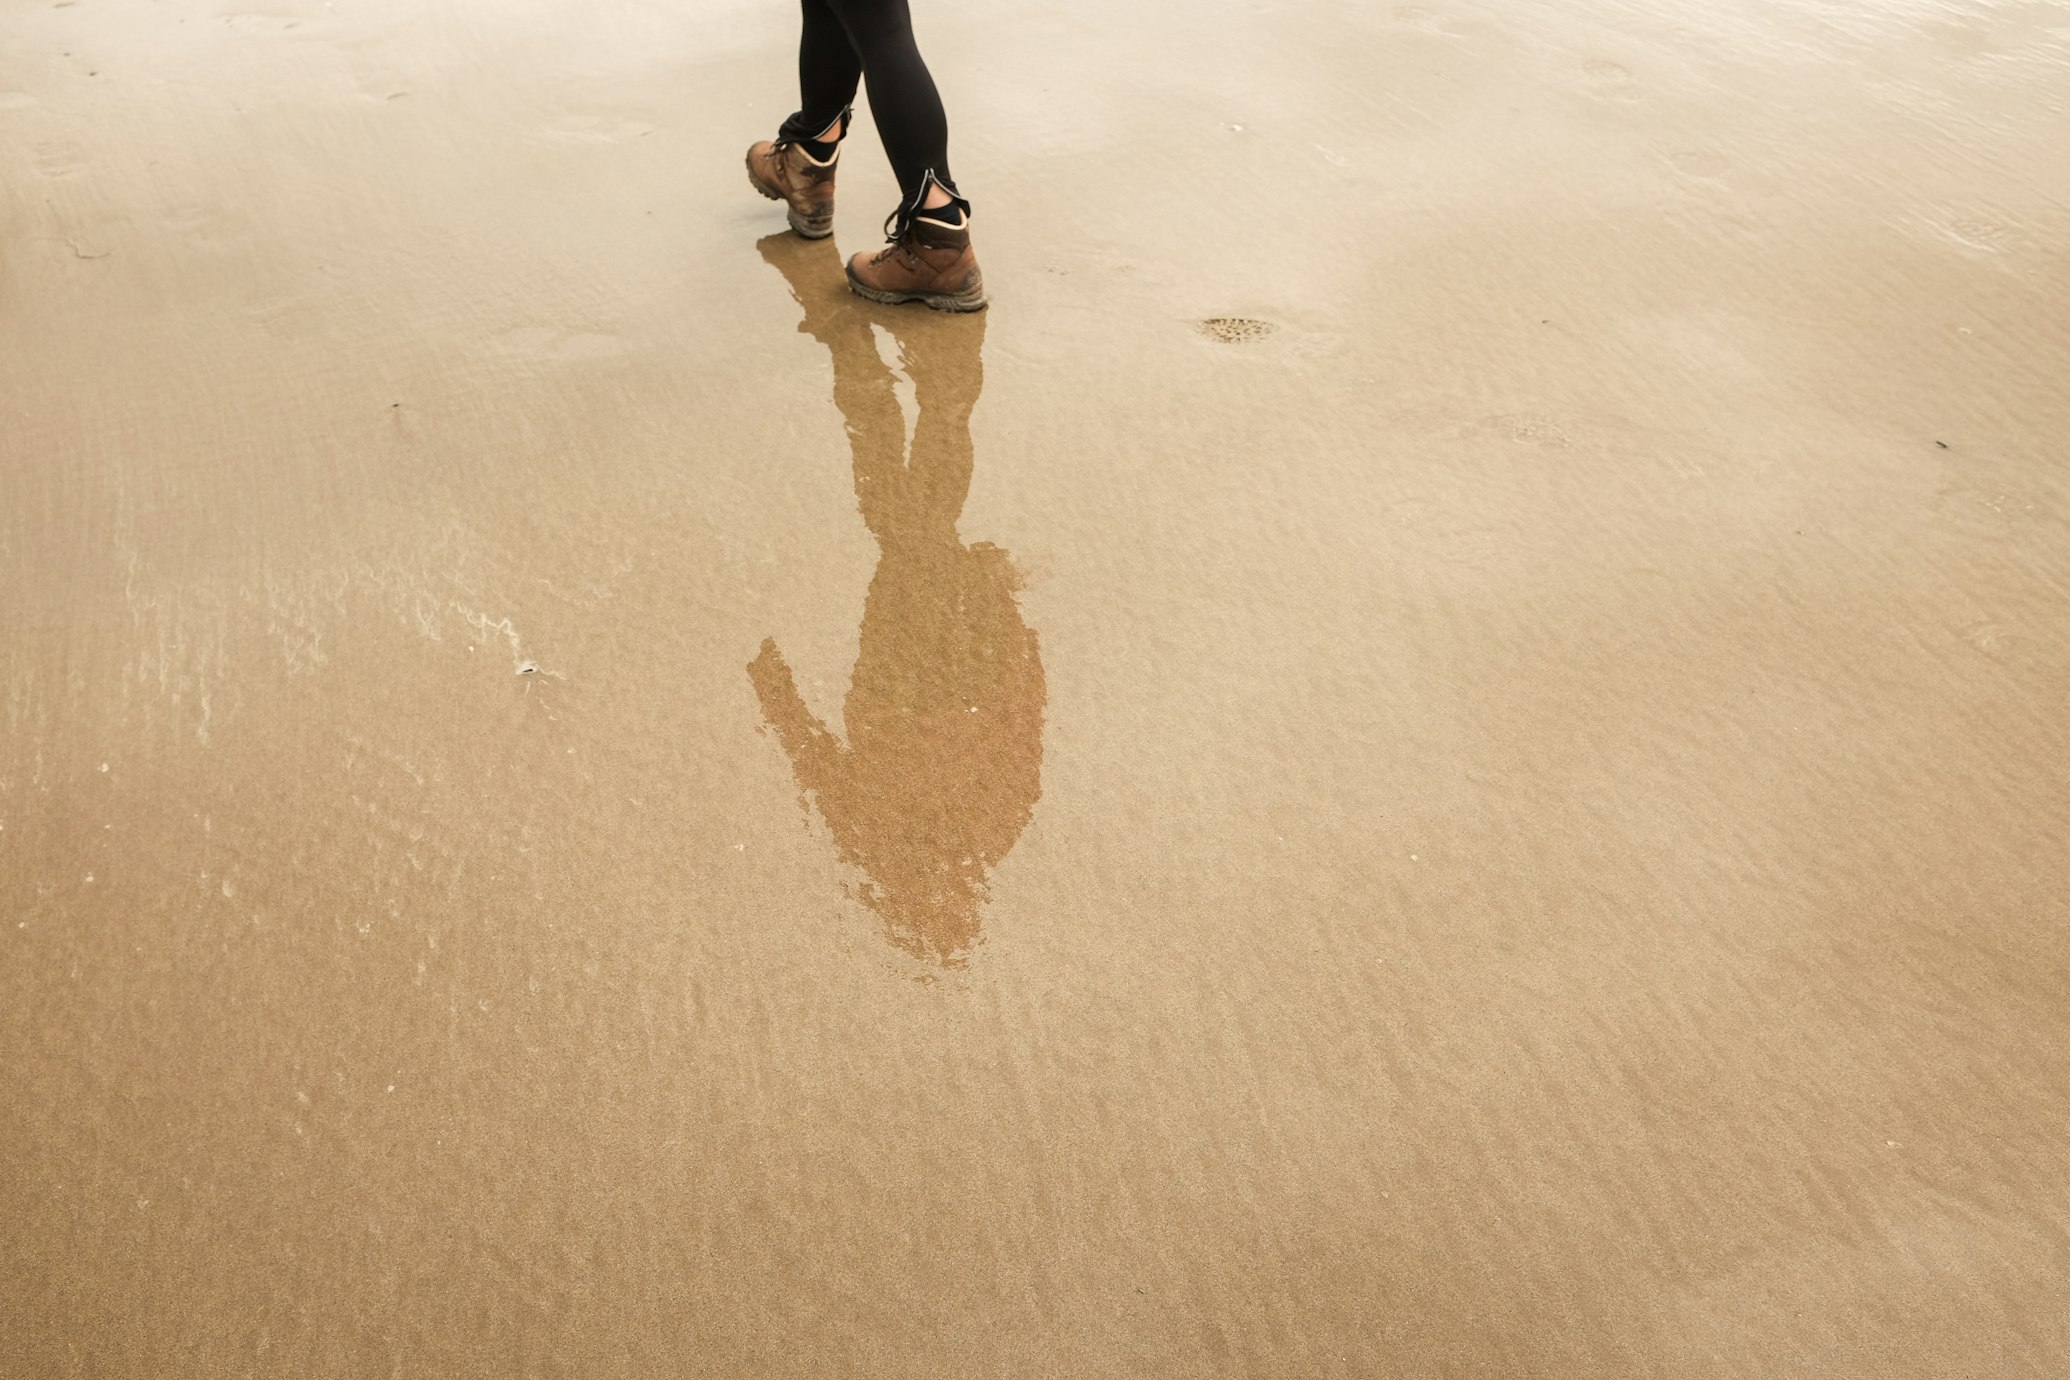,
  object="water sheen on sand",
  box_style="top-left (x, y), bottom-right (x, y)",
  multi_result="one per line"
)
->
top-left (4, 0), bottom-right (2068, 1375)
